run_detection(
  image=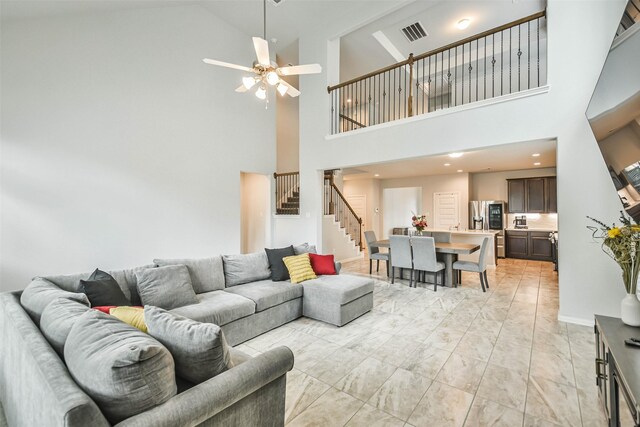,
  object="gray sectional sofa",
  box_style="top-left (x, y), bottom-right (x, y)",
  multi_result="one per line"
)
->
top-left (0, 247), bottom-right (374, 426)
